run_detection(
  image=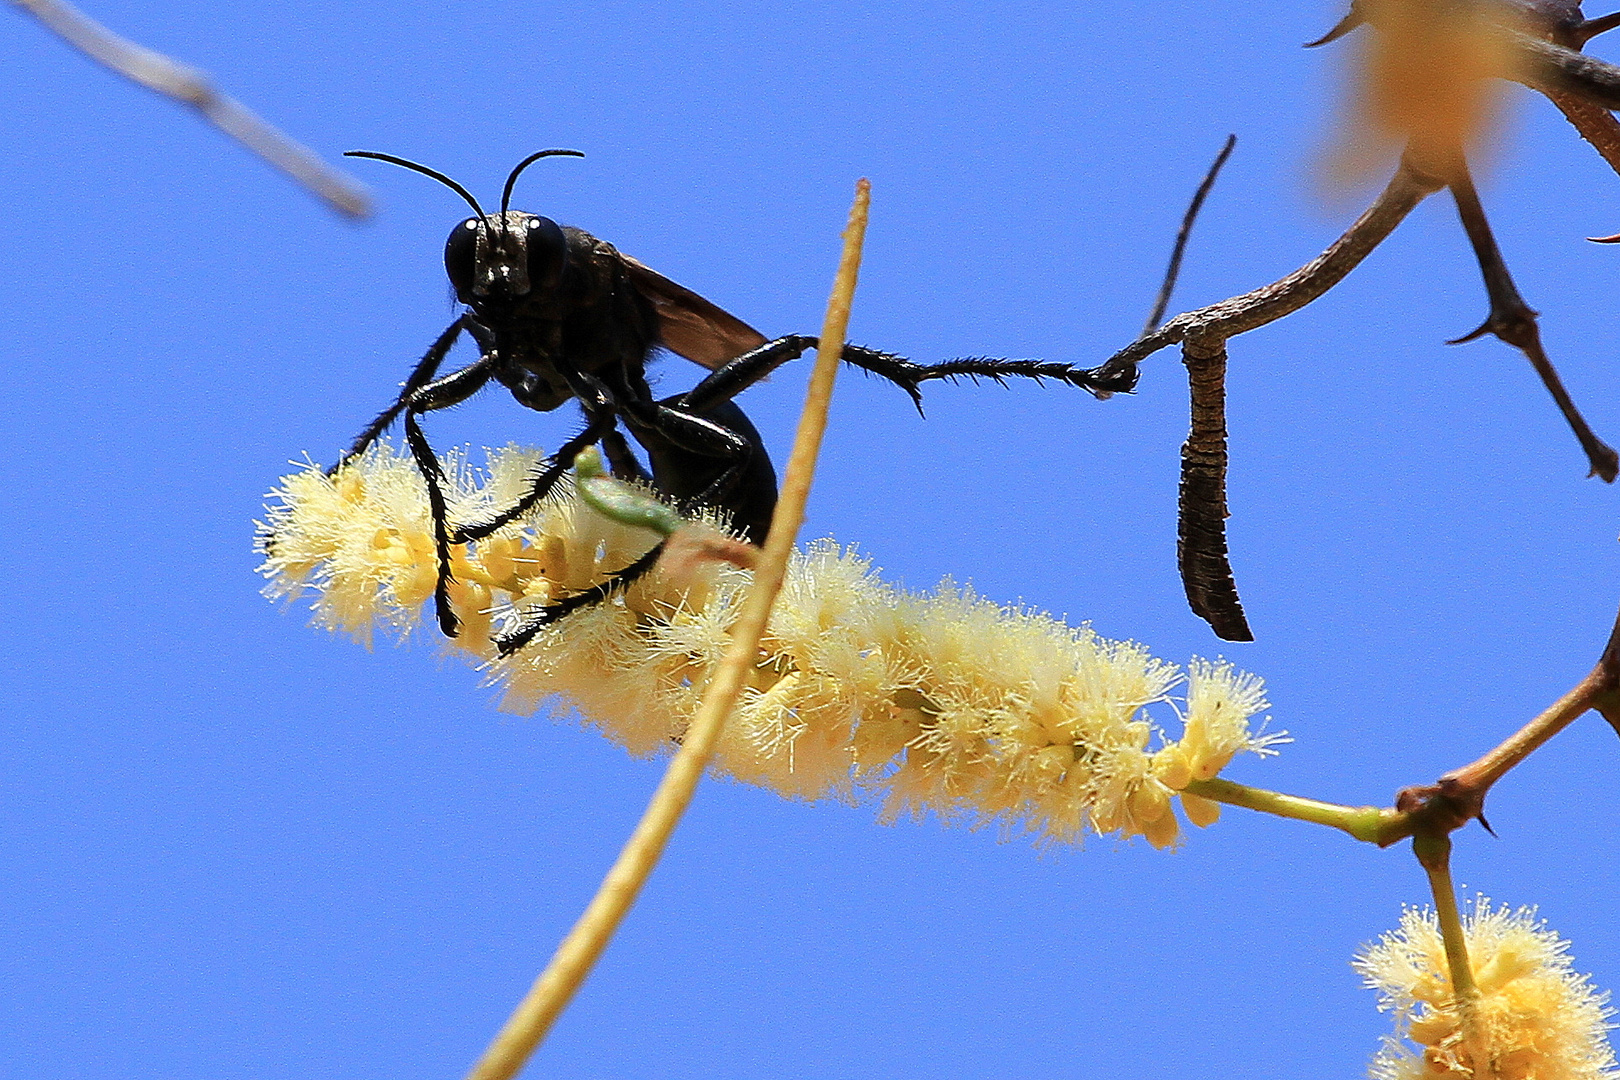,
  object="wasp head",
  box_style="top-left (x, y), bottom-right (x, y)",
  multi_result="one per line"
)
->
top-left (444, 212), bottom-right (568, 304)
top-left (344, 148), bottom-right (585, 307)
